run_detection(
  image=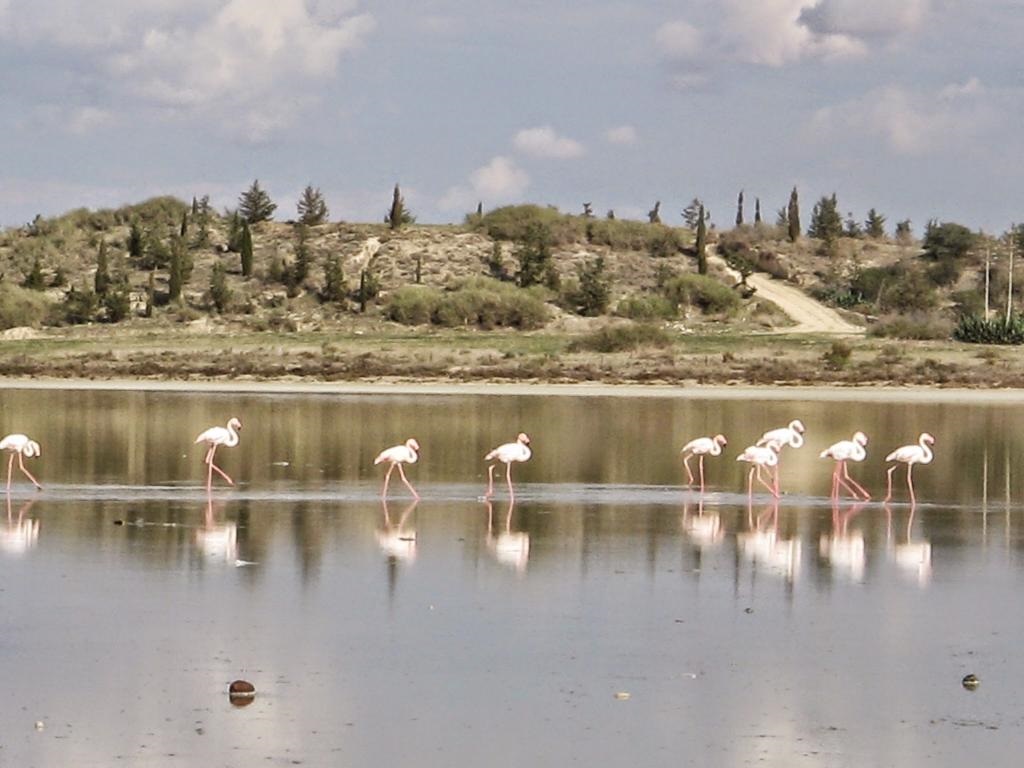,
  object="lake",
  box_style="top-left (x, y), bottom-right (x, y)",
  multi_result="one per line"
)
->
top-left (0, 386), bottom-right (1021, 767)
